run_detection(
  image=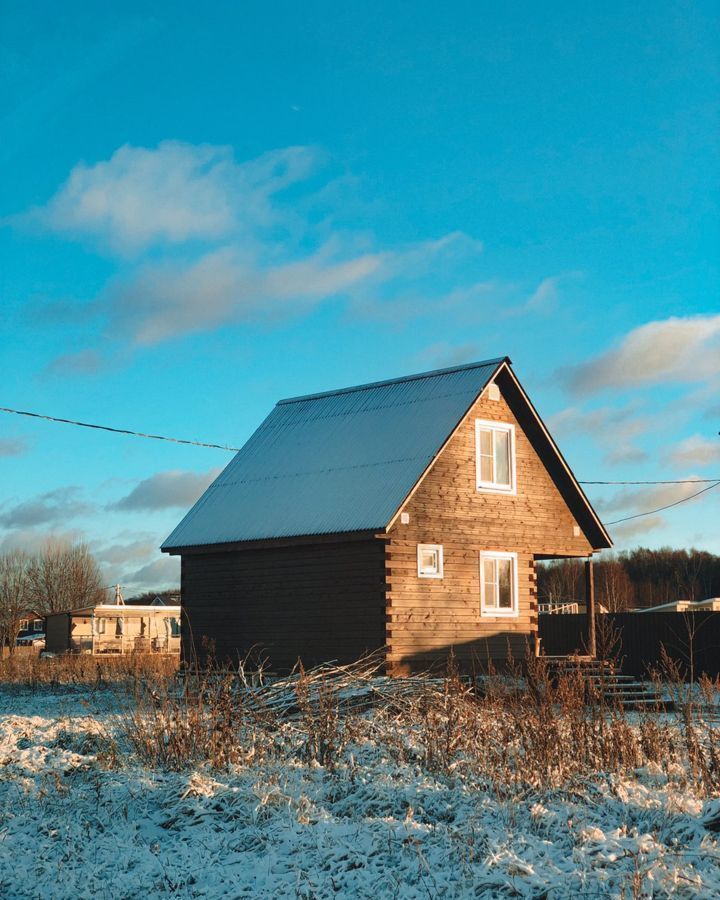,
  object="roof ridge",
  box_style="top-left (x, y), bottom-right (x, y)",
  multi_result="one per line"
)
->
top-left (277, 356), bottom-right (509, 405)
